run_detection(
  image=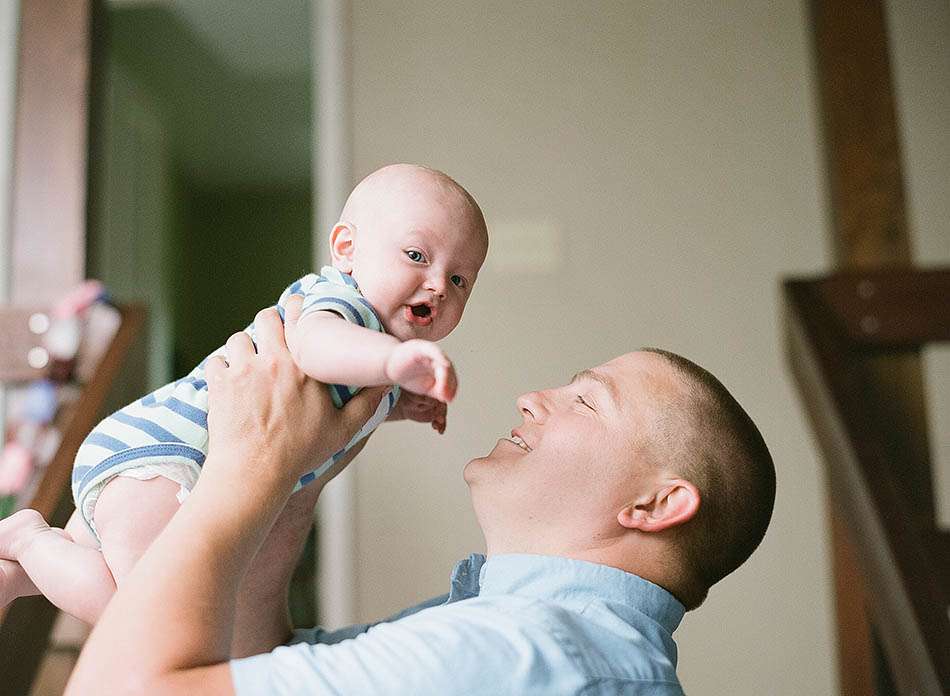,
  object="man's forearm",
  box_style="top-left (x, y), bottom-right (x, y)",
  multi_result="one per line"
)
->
top-left (231, 439), bottom-right (368, 658)
top-left (66, 460), bottom-right (300, 695)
